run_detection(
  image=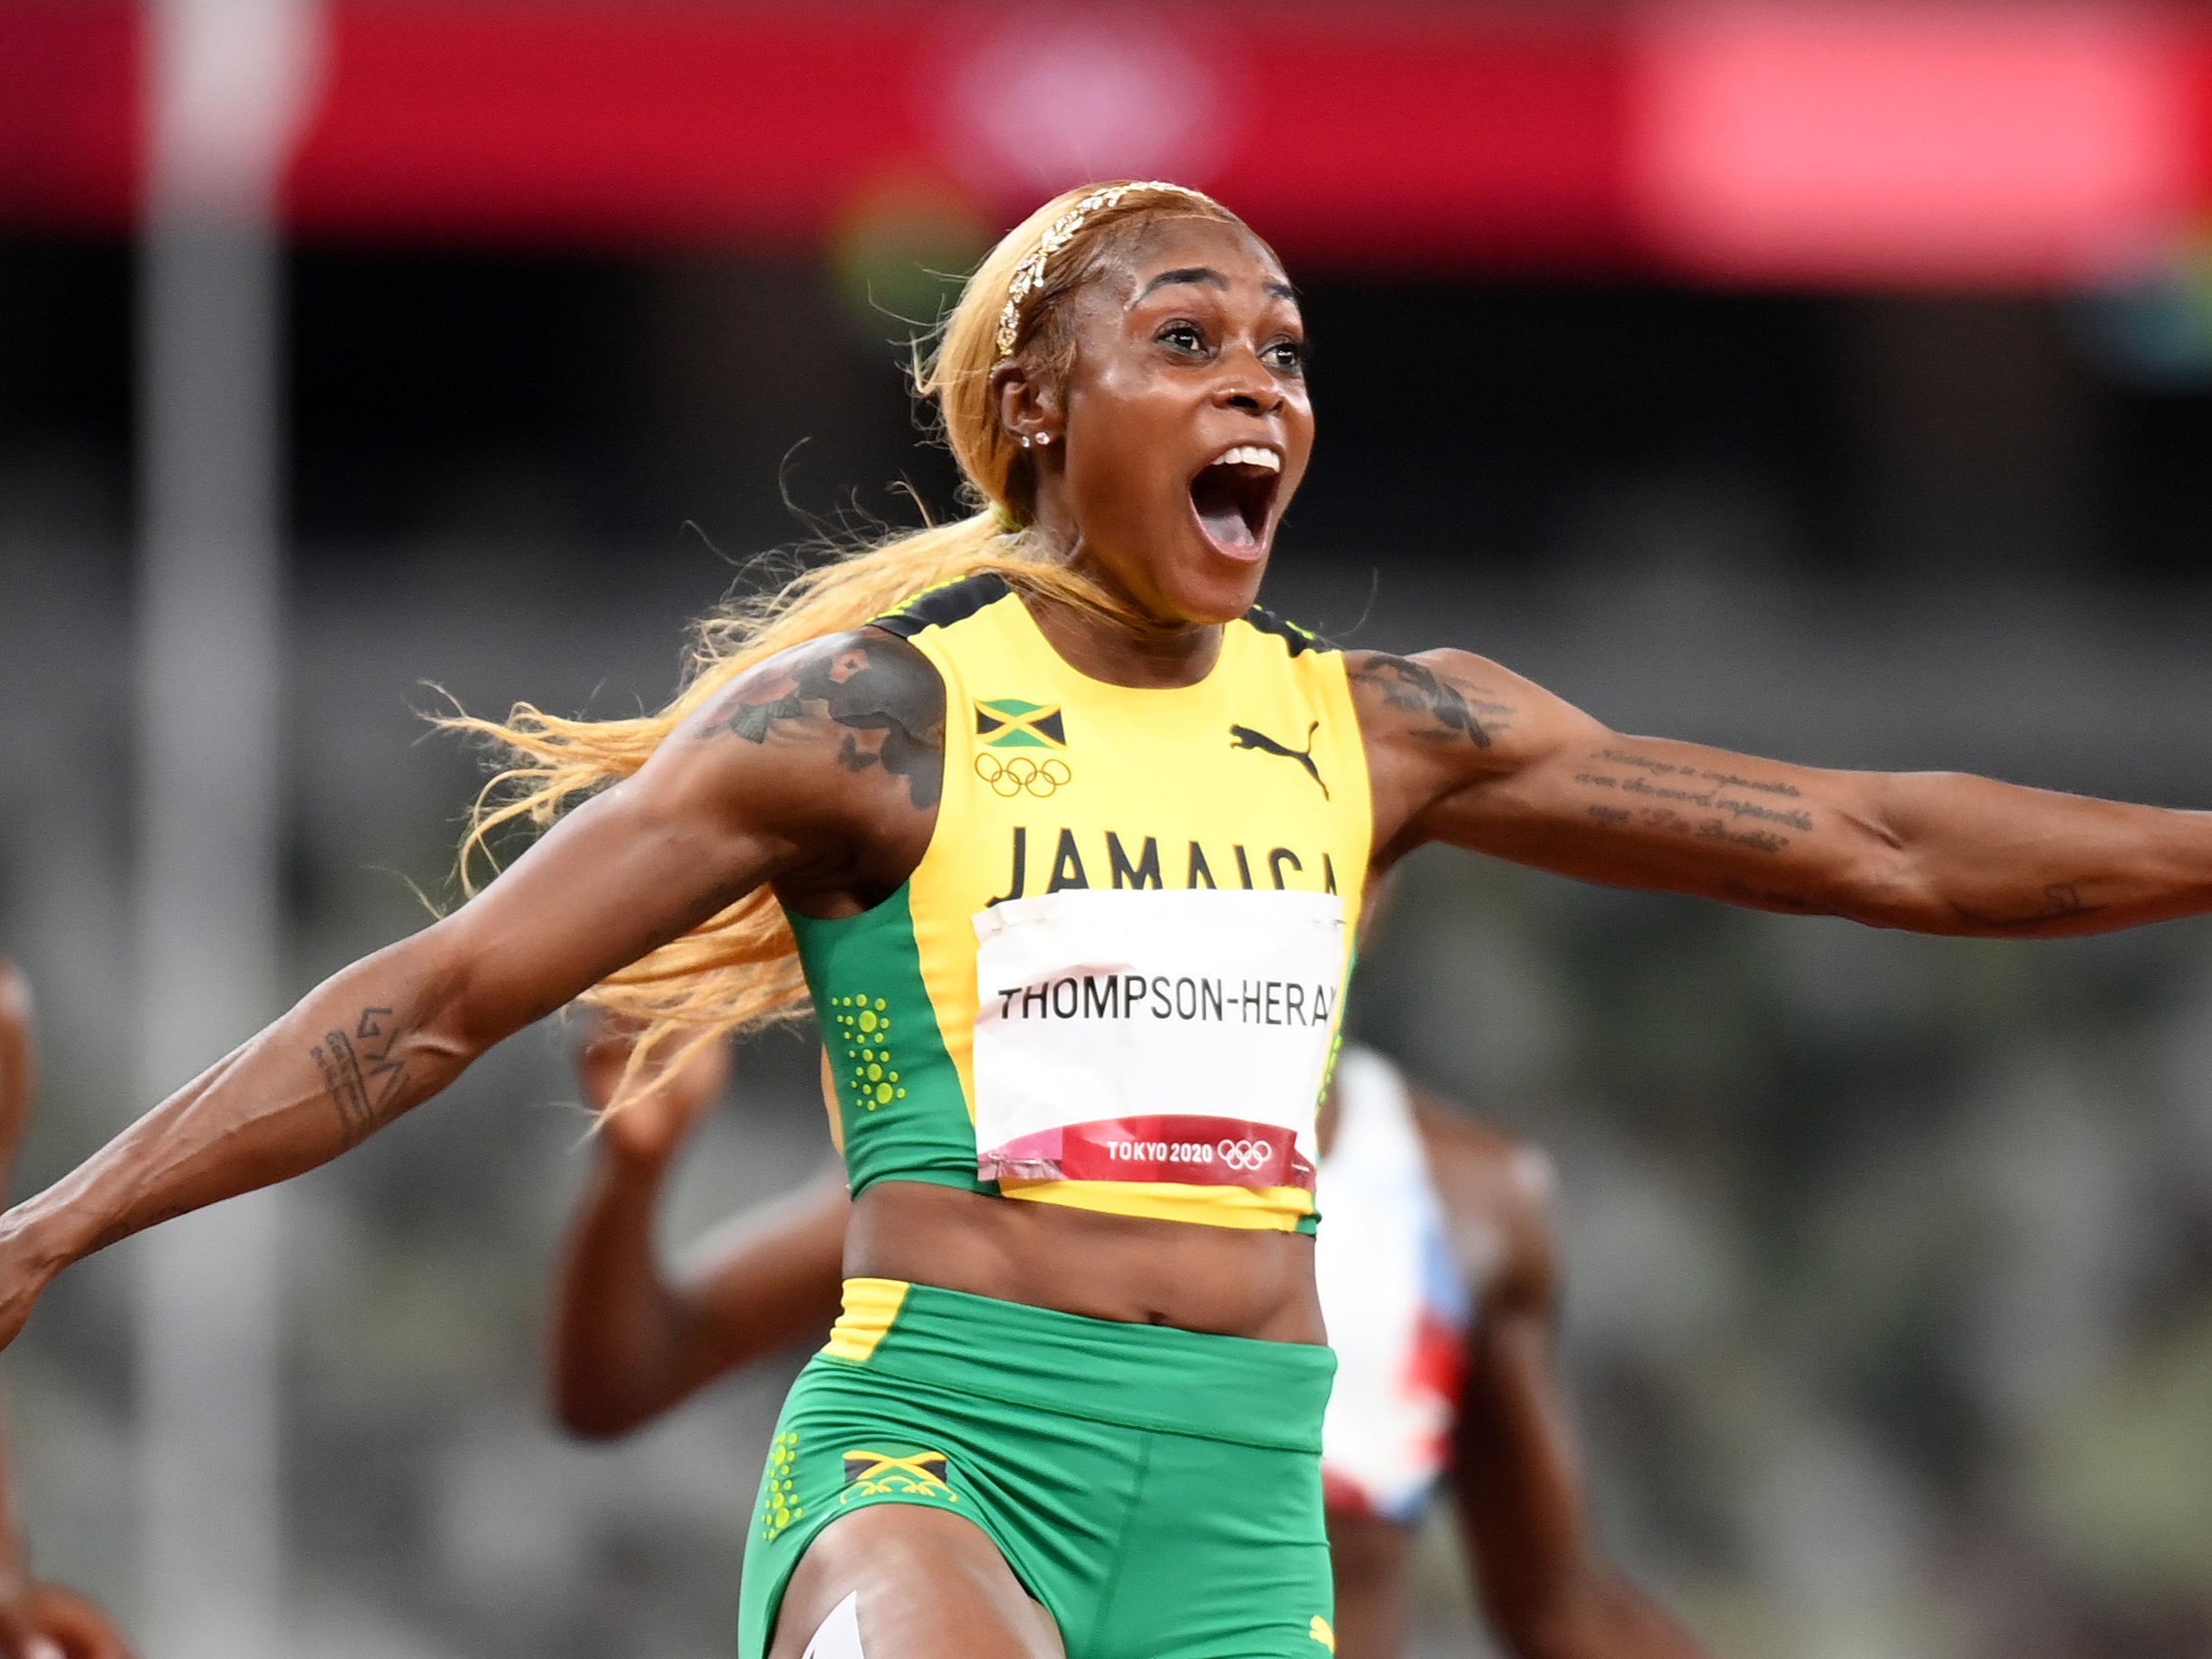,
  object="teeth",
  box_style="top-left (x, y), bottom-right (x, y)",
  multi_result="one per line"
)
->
top-left (1215, 445), bottom-right (1281, 473)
